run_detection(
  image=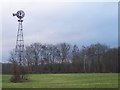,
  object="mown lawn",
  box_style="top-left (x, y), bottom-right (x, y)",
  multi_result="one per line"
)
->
top-left (2, 73), bottom-right (118, 88)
